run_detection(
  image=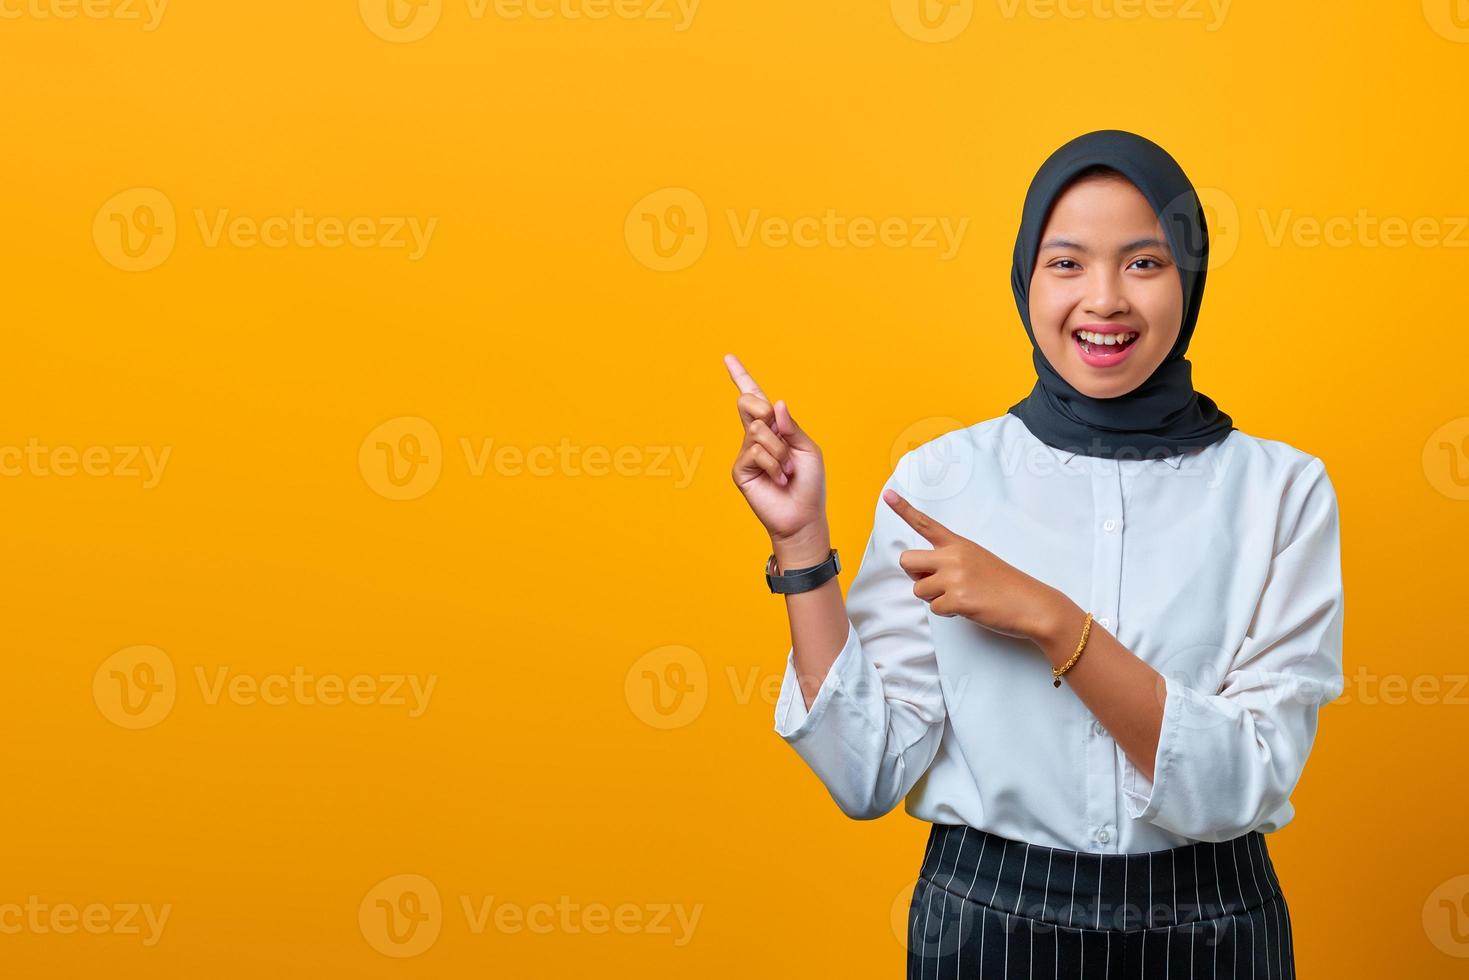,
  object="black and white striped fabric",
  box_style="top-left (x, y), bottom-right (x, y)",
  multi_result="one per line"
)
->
top-left (907, 823), bottom-right (1294, 979)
